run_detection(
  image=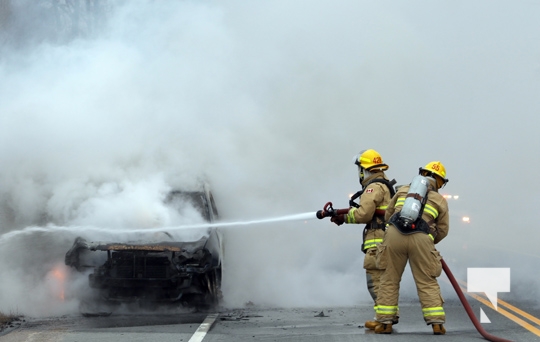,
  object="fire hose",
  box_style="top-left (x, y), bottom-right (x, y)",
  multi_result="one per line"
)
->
top-left (442, 258), bottom-right (513, 342)
top-left (317, 202), bottom-right (513, 341)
